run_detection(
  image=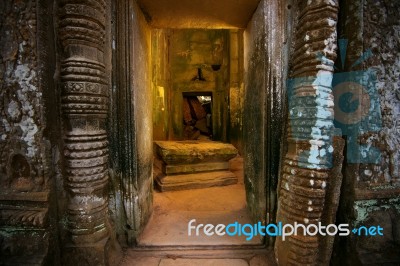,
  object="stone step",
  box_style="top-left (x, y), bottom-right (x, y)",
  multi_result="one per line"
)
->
top-left (163, 161), bottom-right (229, 175)
top-left (155, 171), bottom-right (238, 192)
